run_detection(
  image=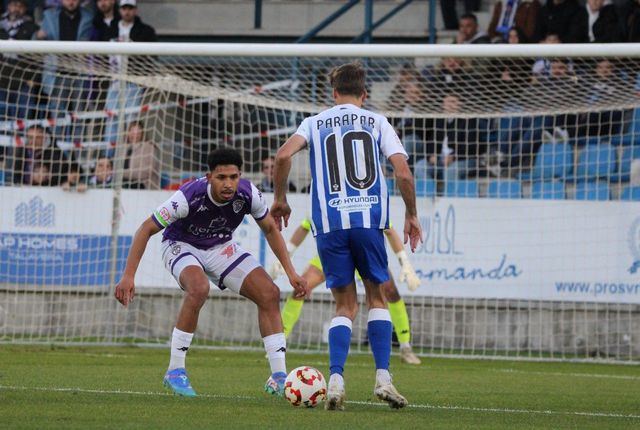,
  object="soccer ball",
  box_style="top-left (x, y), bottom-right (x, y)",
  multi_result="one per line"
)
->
top-left (284, 366), bottom-right (327, 408)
